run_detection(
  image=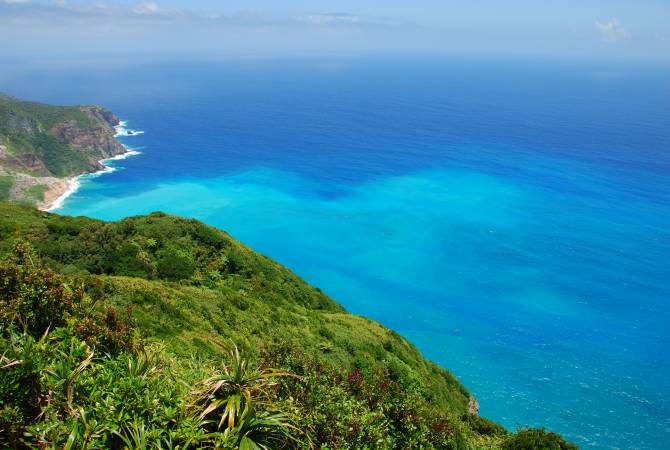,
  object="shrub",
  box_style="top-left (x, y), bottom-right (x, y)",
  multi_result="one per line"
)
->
top-left (188, 345), bottom-right (301, 447)
top-left (0, 332), bottom-right (46, 448)
top-left (0, 258), bottom-right (82, 337)
top-left (504, 428), bottom-right (578, 450)
top-left (0, 204), bottom-right (576, 449)
top-left (73, 306), bottom-right (137, 355)
top-left (156, 248), bottom-right (196, 280)
top-left (462, 413), bottom-right (507, 436)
